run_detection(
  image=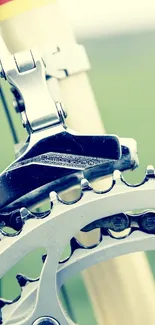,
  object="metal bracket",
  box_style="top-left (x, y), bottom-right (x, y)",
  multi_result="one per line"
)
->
top-left (0, 40), bottom-right (89, 133)
top-left (0, 45), bottom-right (64, 132)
